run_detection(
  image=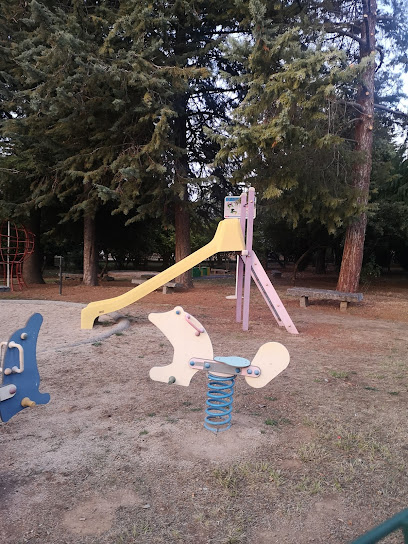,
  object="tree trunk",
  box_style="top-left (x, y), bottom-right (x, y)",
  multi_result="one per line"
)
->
top-left (174, 192), bottom-right (193, 288)
top-left (291, 245), bottom-right (317, 284)
top-left (314, 247), bottom-right (326, 275)
top-left (83, 214), bottom-right (98, 286)
top-left (337, 0), bottom-right (376, 292)
top-left (173, 87), bottom-right (193, 288)
top-left (23, 209), bottom-right (45, 284)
